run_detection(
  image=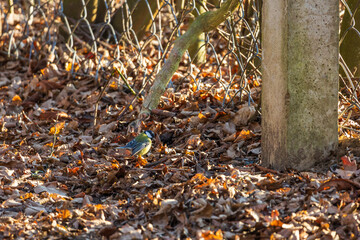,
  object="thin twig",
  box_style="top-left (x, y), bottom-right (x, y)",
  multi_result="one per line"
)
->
top-left (49, 114), bottom-right (60, 157)
top-left (114, 67), bottom-right (137, 96)
top-left (93, 73), bottom-right (111, 130)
